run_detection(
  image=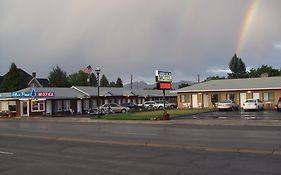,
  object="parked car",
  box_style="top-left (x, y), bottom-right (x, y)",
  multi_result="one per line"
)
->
top-left (154, 100), bottom-right (177, 109)
top-left (100, 103), bottom-right (130, 113)
top-left (242, 99), bottom-right (264, 111)
top-left (217, 99), bottom-right (239, 111)
top-left (276, 97), bottom-right (281, 112)
top-left (141, 101), bottom-right (157, 109)
top-left (121, 102), bottom-right (138, 109)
